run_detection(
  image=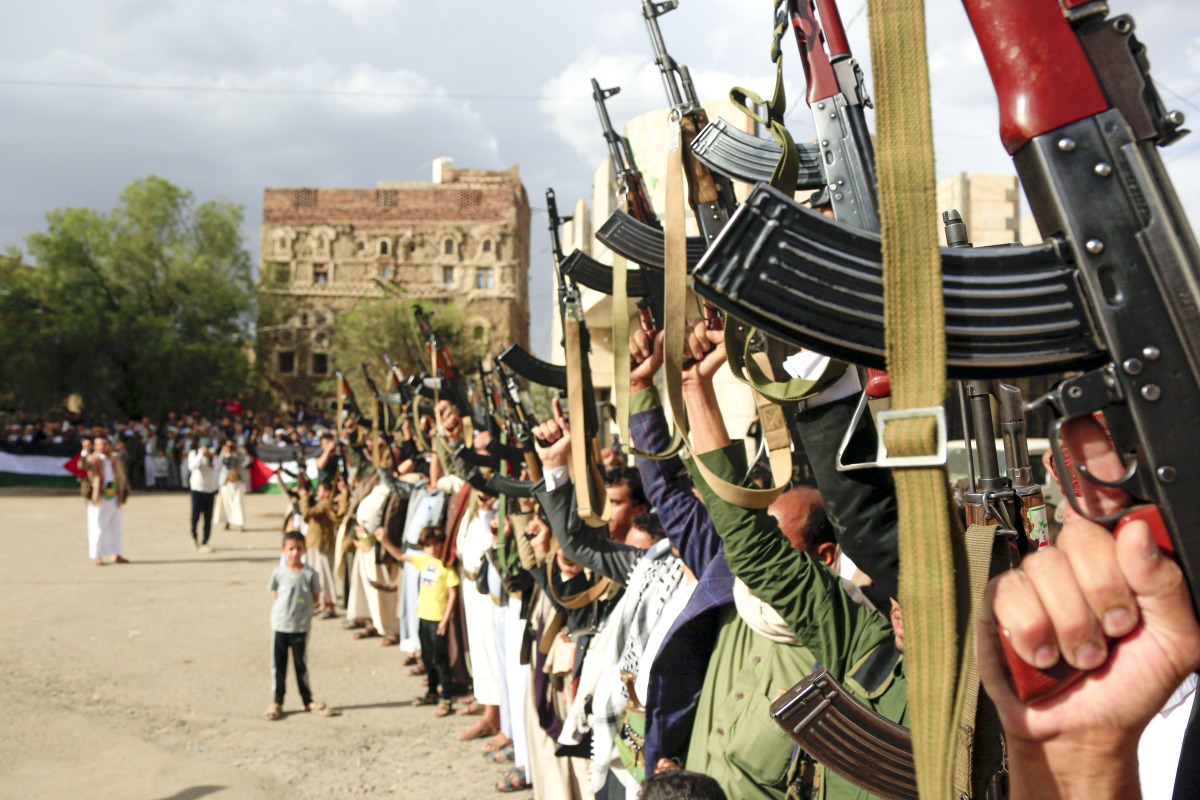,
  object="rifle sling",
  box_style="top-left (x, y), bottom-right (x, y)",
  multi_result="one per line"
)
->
top-left (663, 117), bottom-right (788, 507)
top-left (564, 304), bottom-right (610, 528)
top-left (547, 558), bottom-right (612, 610)
top-left (615, 245), bottom-right (685, 461)
top-left (870, 1), bottom-right (964, 797)
top-left (729, 0), bottom-right (800, 193)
